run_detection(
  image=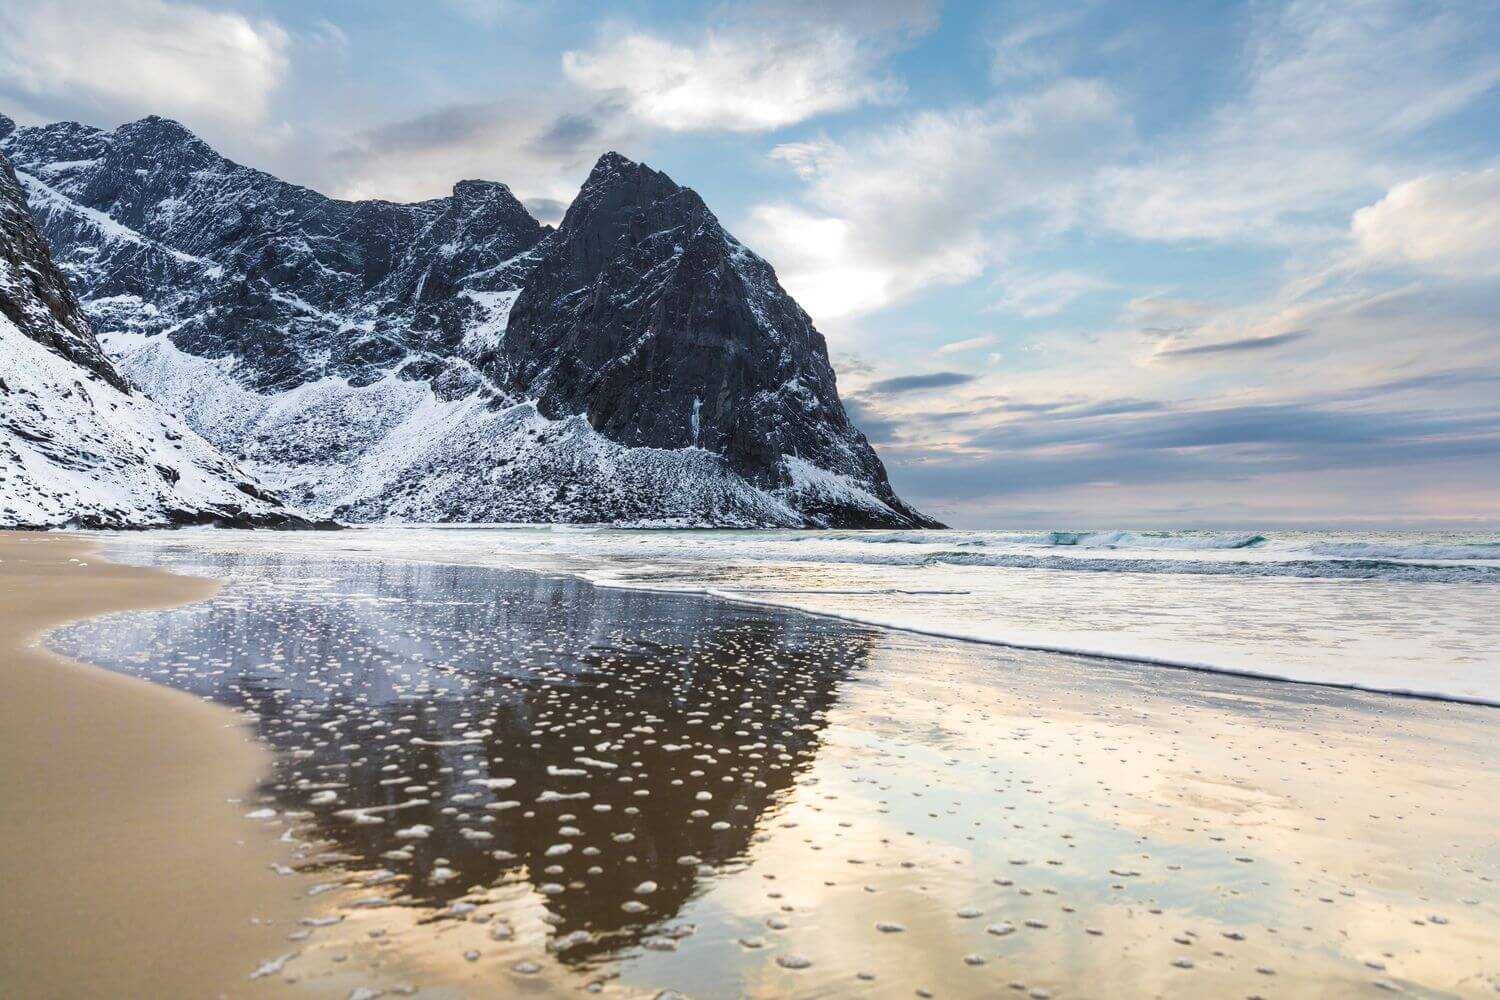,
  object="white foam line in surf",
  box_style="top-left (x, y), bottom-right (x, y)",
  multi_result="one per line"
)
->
top-left (580, 573), bottom-right (1500, 709)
